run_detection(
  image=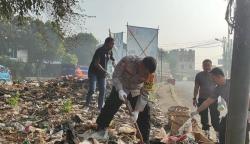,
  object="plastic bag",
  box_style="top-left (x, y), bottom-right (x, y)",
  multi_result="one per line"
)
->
top-left (135, 95), bottom-right (147, 112)
top-left (217, 96), bottom-right (228, 118)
